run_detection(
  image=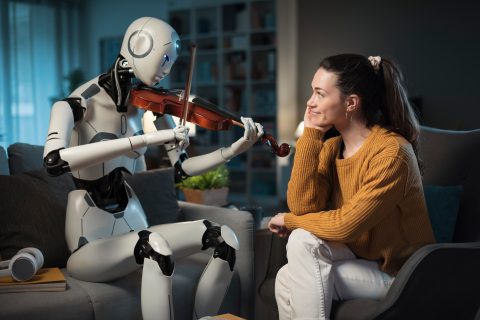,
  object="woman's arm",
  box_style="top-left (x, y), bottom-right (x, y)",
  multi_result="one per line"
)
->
top-left (287, 127), bottom-right (333, 215)
top-left (285, 155), bottom-right (409, 242)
